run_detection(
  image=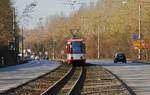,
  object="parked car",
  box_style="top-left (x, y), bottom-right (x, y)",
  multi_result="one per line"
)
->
top-left (114, 52), bottom-right (126, 63)
top-left (24, 56), bottom-right (33, 62)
